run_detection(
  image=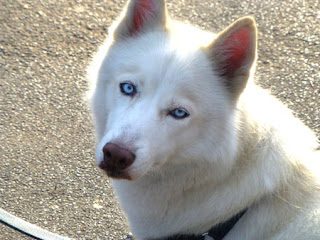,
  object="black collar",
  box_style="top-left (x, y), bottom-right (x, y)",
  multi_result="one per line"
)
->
top-left (124, 209), bottom-right (247, 240)
top-left (160, 209), bottom-right (247, 240)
